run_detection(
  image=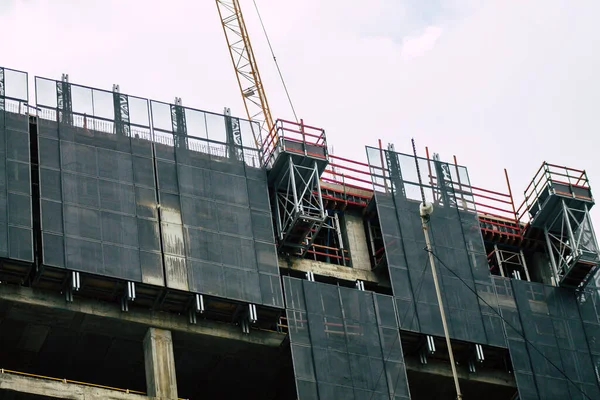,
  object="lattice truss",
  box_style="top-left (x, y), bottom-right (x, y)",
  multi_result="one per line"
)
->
top-left (216, 0), bottom-right (272, 148)
top-left (544, 200), bottom-right (599, 284)
top-left (273, 158), bottom-right (326, 254)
